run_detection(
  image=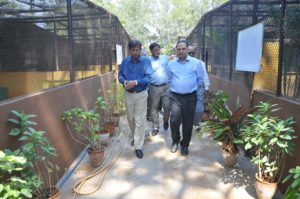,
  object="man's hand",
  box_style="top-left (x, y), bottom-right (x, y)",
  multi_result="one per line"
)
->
top-left (124, 80), bottom-right (137, 90)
